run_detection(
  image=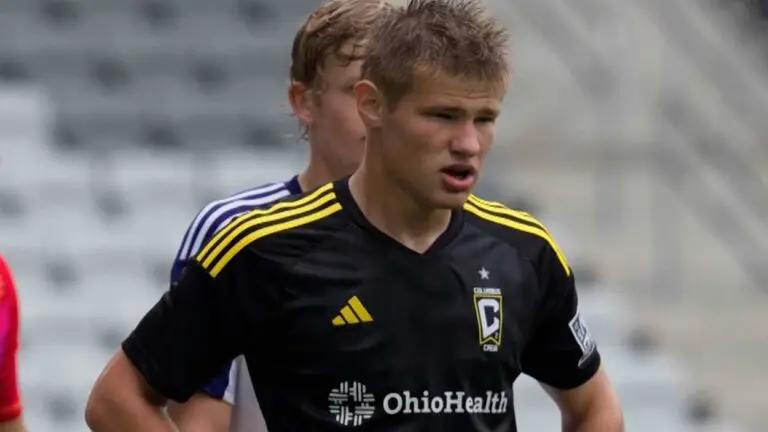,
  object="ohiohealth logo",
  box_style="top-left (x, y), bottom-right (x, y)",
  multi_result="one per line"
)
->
top-left (329, 381), bottom-right (509, 426)
top-left (328, 381), bottom-right (376, 426)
